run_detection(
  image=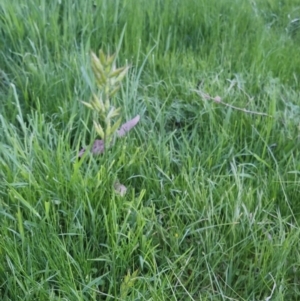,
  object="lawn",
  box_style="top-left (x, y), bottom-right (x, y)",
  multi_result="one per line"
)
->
top-left (1, 0), bottom-right (300, 300)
